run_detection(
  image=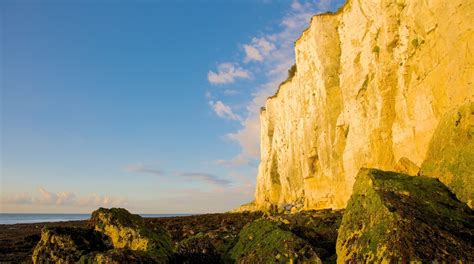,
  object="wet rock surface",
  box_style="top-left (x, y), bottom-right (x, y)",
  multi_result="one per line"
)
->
top-left (0, 221), bottom-right (89, 262)
top-left (171, 233), bottom-right (222, 264)
top-left (79, 248), bottom-right (158, 264)
top-left (230, 218), bottom-right (322, 263)
top-left (1, 210), bottom-right (343, 263)
top-left (2, 197), bottom-right (473, 263)
top-left (32, 226), bottom-right (110, 264)
top-left (90, 207), bottom-right (172, 261)
top-left (336, 168), bottom-right (474, 263)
